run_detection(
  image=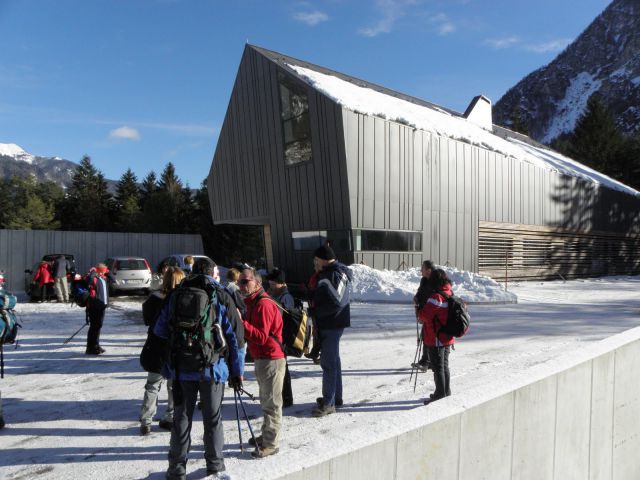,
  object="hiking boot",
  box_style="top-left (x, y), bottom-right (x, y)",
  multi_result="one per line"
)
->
top-left (0, 415), bottom-right (5, 429)
top-left (248, 435), bottom-right (263, 447)
top-left (97, 346), bottom-right (106, 354)
top-left (140, 424), bottom-right (151, 436)
top-left (165, 464), bottom-right (186, 480)
top-left (424, 394), bottom-right (443, 405)
top-left (158, 419), bottom-right (173, 430)
top-left (85, 348), bottom-right (100, 355)
top-left (251, 446), bottom-right (279, 458)
top-left (411, 361), bottom-right (429, 373)
top-left (311, 404), bottom-right (336, 417)
top-left (316, 397), bottom-right (343, 407)
top-left (206, 465), bottom-right (226, 476)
